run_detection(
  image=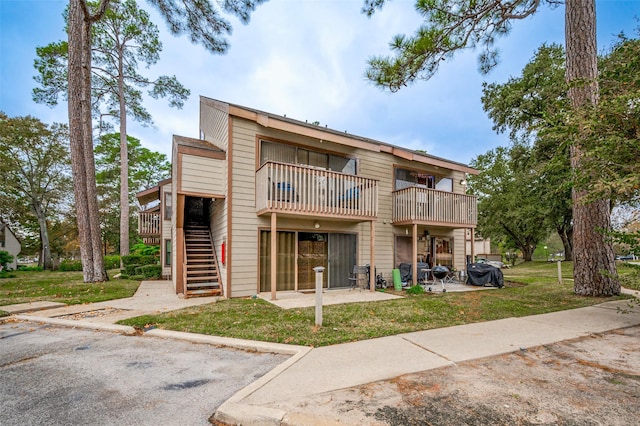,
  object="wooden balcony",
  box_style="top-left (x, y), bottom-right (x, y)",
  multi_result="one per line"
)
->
top-left (393, 186), bottom-right (477, 227)
top-left (139, 210), bottom-right (161, 240)
top-left (256, 161), bottom-right (378, 220)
